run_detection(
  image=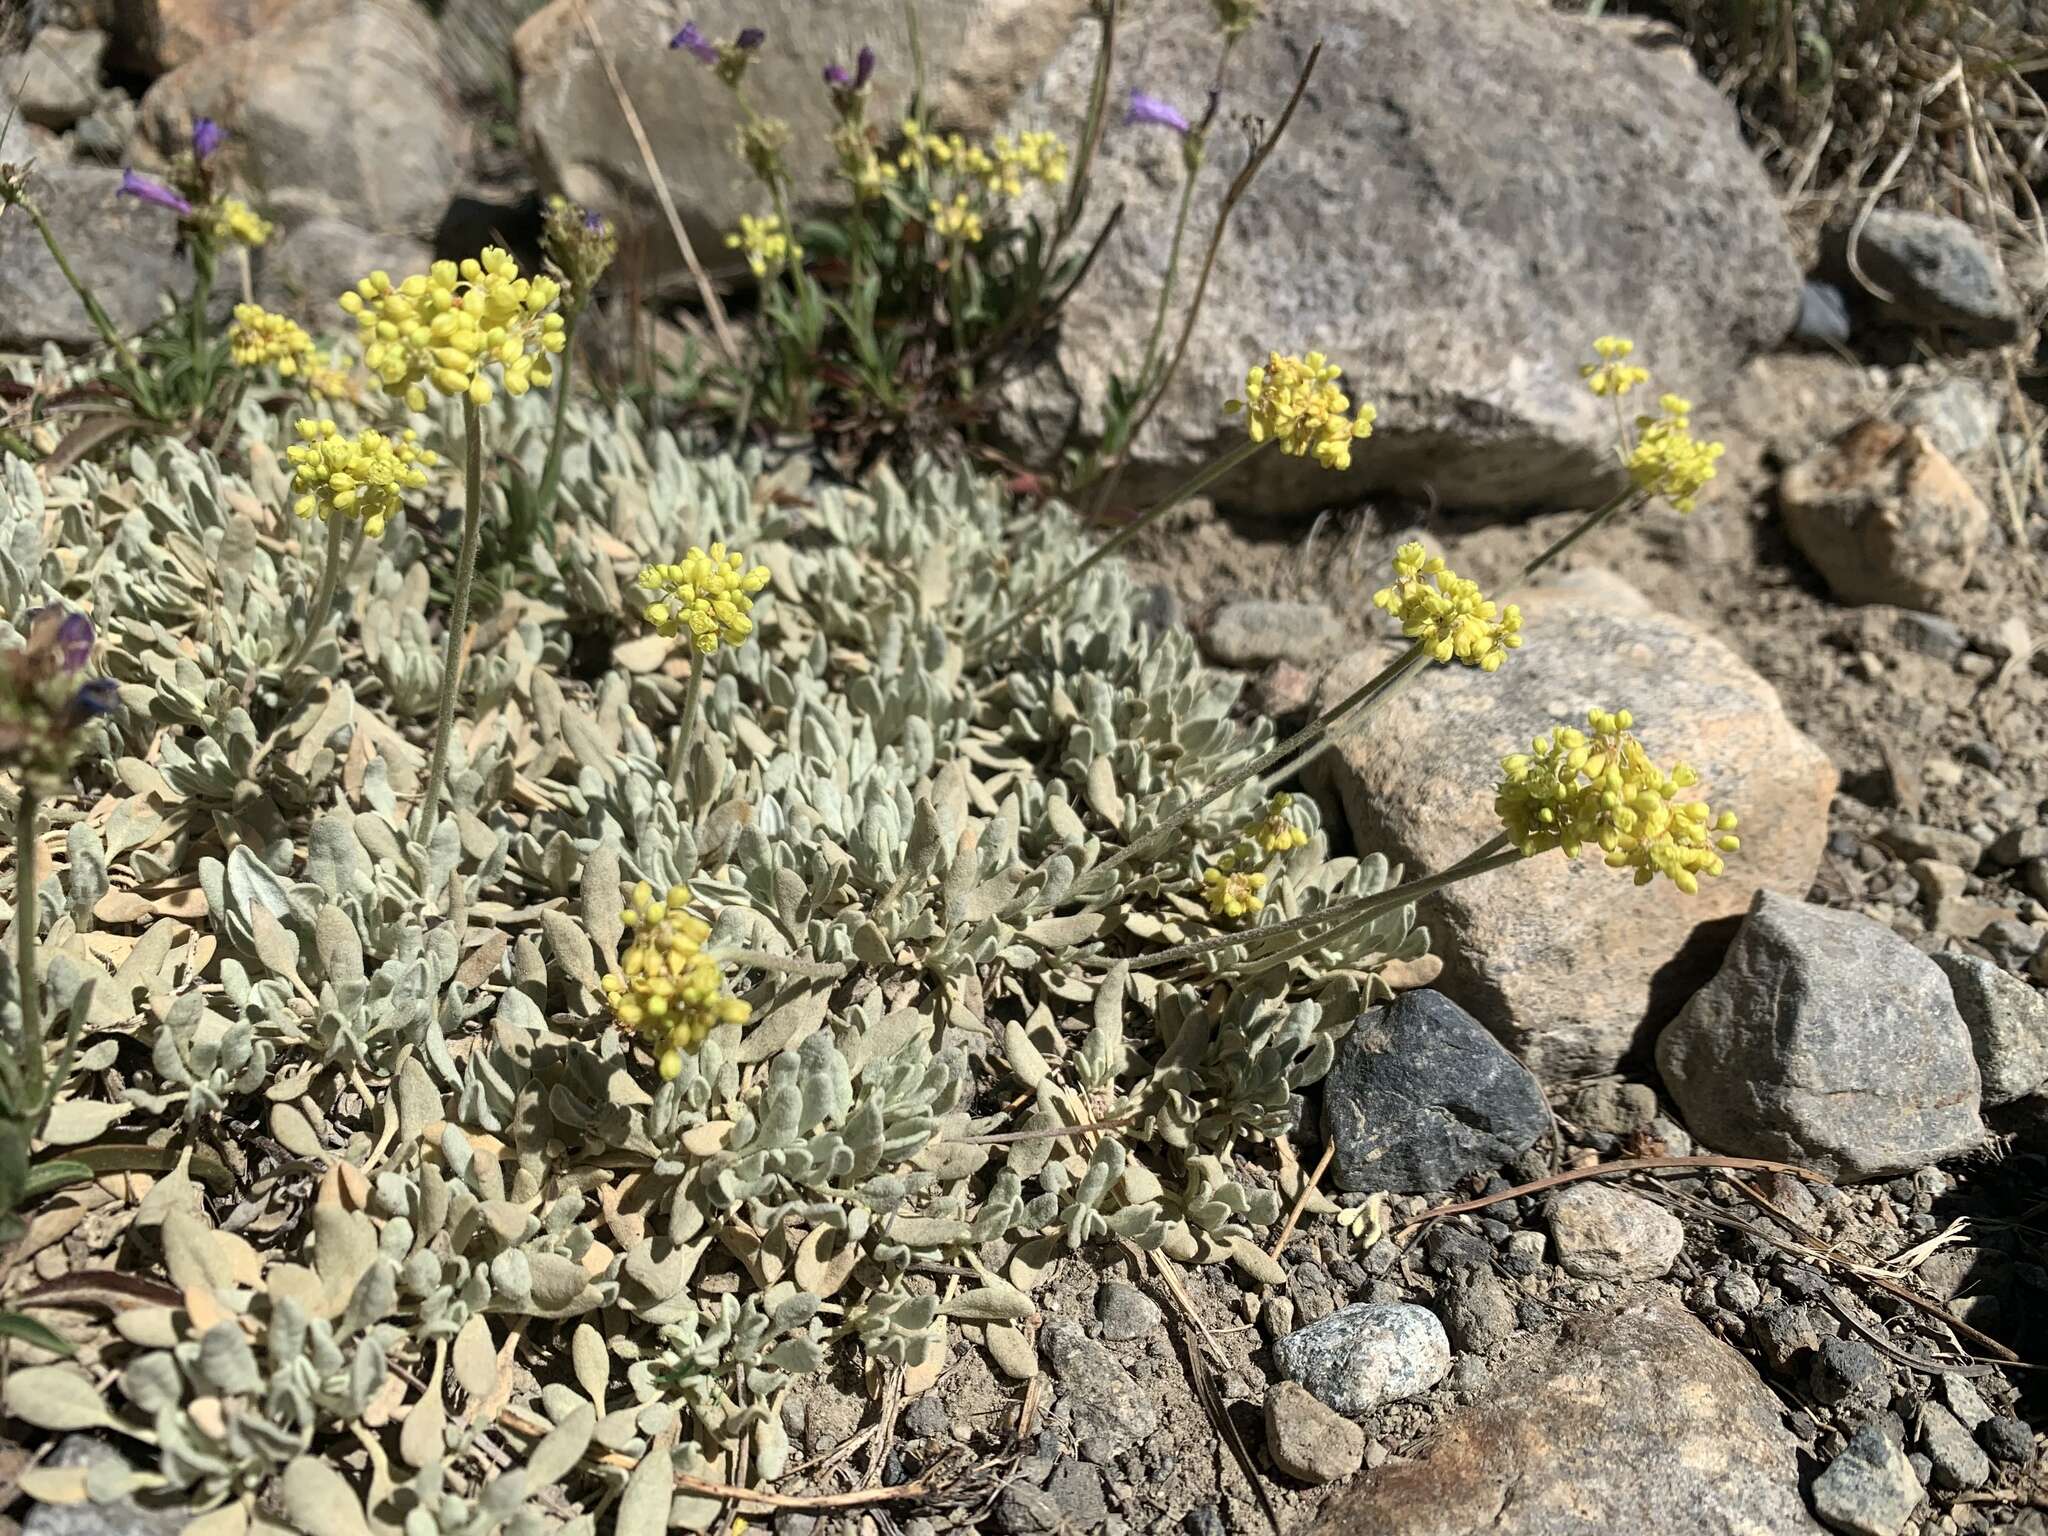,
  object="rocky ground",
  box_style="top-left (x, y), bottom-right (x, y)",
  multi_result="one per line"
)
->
top-left (5, 1), bottom-right (2048, 1534)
